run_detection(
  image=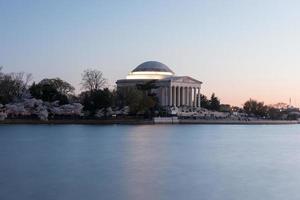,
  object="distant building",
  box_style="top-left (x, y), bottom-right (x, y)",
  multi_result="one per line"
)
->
top-left (116, 61), bottom-right (202, 107)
